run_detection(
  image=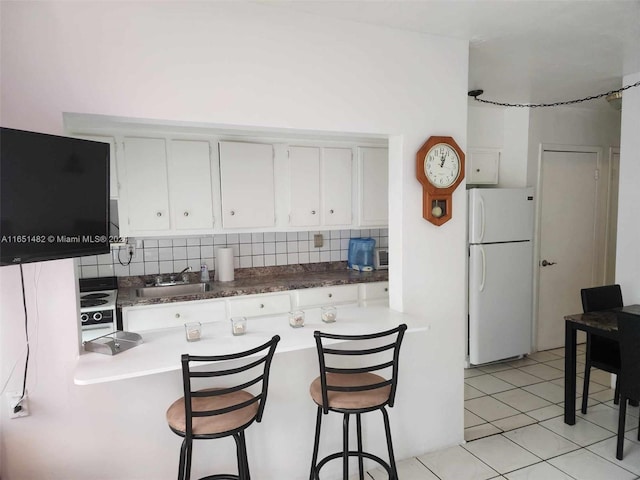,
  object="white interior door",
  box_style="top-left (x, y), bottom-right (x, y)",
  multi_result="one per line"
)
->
top-left (537, 149), bottom-right (600, 350)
